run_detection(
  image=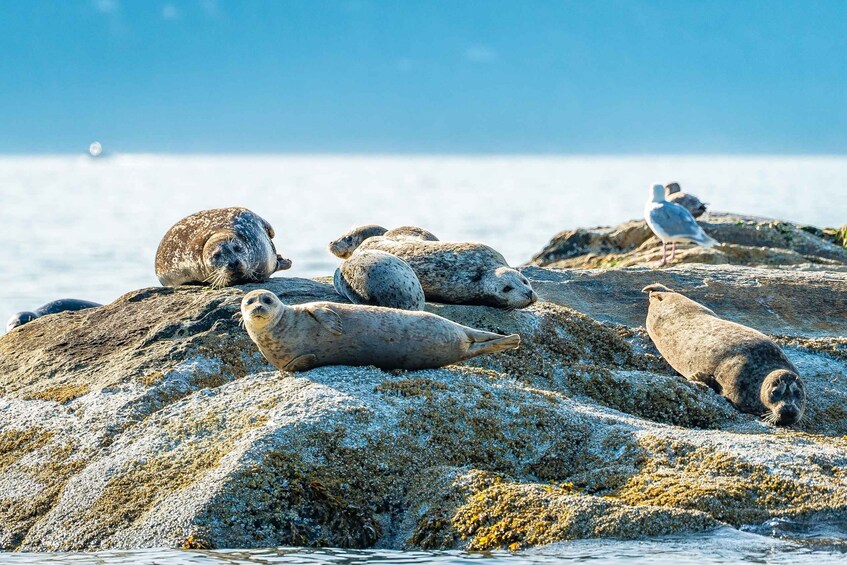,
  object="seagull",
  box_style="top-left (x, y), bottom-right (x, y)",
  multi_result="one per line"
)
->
top-left (645, 183), bottom-right (718, 266)
top-left (665, 182), bottom-right (707, 218)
